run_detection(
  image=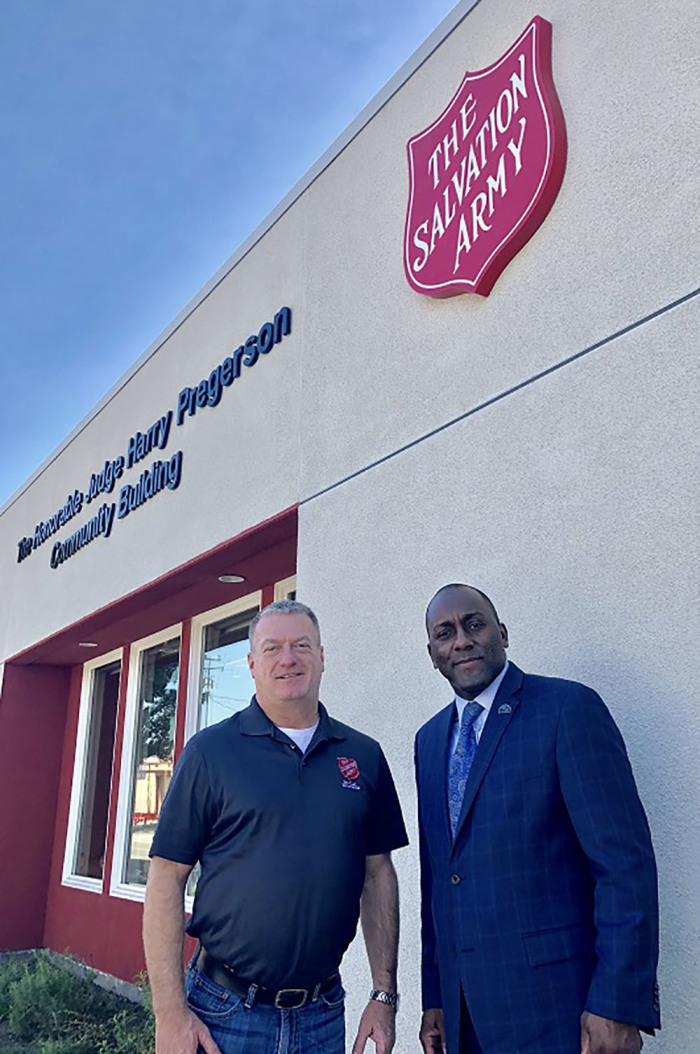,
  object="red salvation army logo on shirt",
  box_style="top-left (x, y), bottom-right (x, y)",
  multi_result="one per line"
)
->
top-left (403, 15), bottom-right (567, 298)
top-left (338, 757), bottom-right (360, 780)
